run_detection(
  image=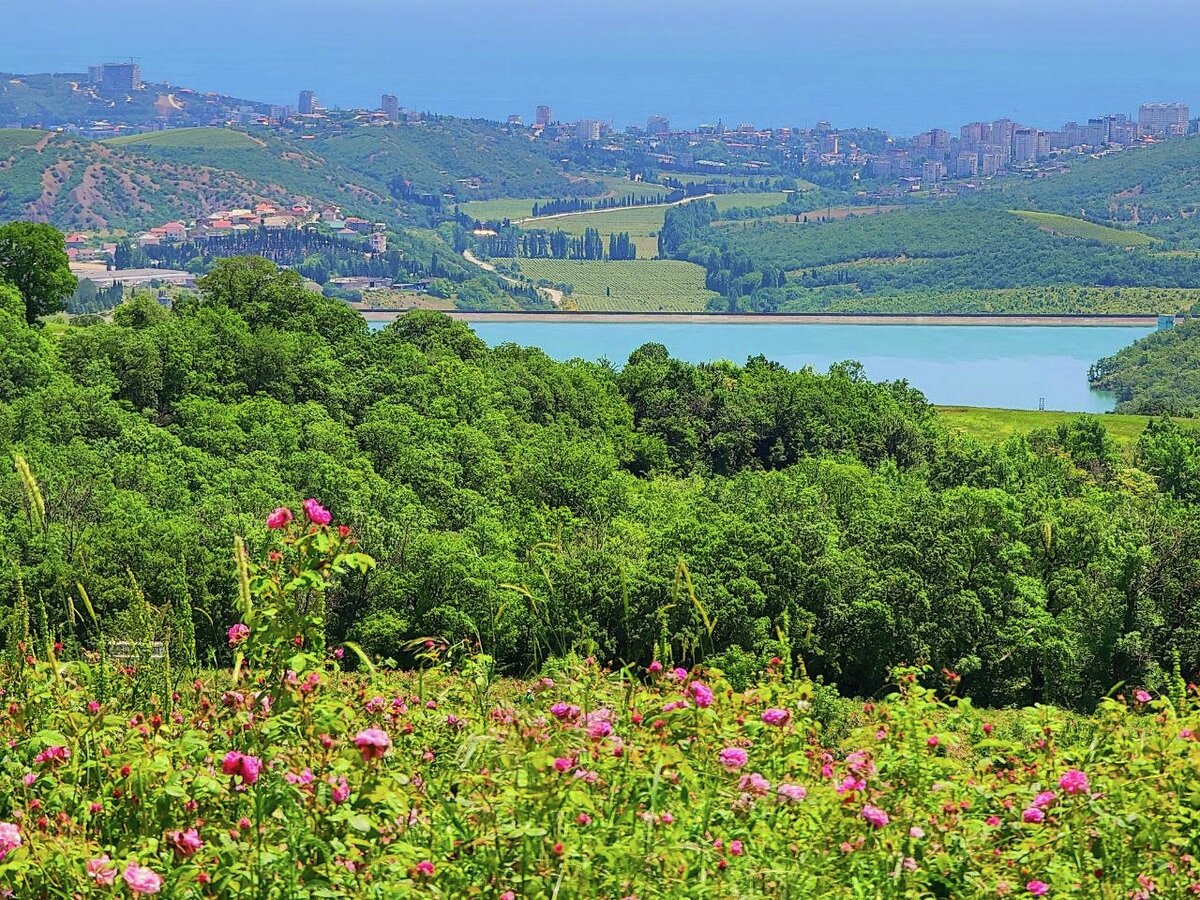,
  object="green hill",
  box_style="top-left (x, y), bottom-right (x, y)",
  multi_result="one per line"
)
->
top-left (105, 127), bottom-right (264, 150)
top-left (984, 136), bottom-right (1200, 244)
